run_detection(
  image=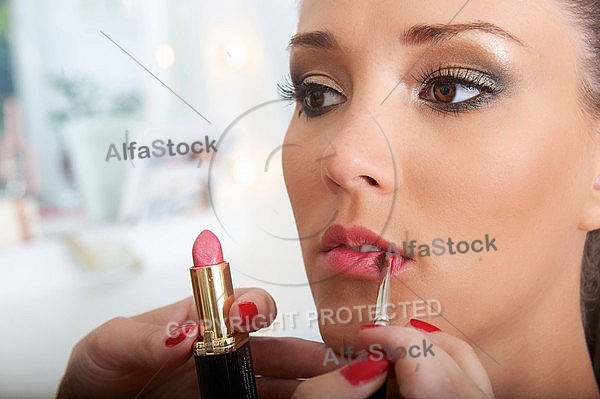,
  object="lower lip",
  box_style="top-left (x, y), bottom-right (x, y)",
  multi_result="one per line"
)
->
top-left (321, 247), bottom-right (409, 280)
